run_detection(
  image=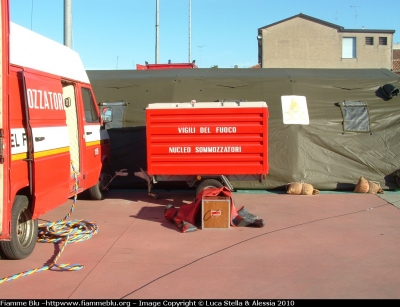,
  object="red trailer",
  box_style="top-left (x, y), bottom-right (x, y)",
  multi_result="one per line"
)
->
top-left (135, 101), bottom-right (269, 198)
